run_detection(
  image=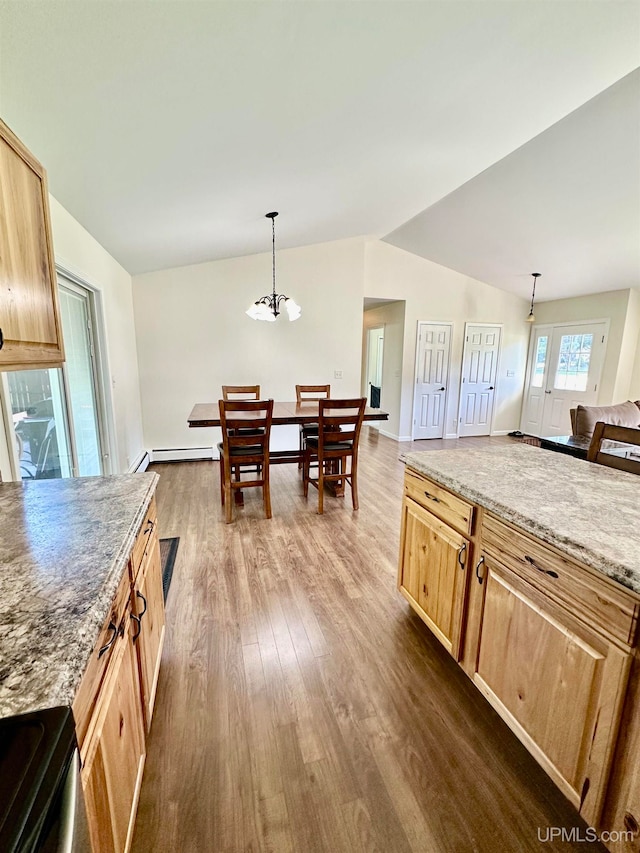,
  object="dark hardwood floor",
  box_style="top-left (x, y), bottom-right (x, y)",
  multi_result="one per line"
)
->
top-left (131, 430), bottom-right (604, 852)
